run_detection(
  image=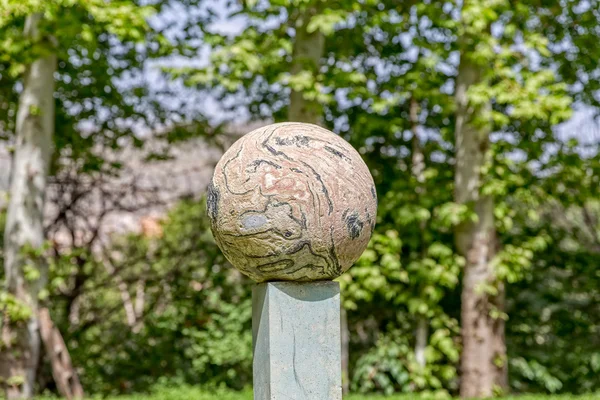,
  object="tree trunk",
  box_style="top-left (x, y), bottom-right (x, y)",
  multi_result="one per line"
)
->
top-left (340, 305), bottom-right (350, 394)
top-left (102, 256), bottom-right (138, 329)
top-left (492, 284), bottom-right (508, 390)
top-left (415, 316), bottom-right (428, 368)
top-left (288, 3), bottom-right (325, 124)
top-left (38, 308), bottom-right (84, 399)
top-left (410, 96), bottom-right (429, 369)
top-left (1, 13), bottom-right (57, 400)
top-left (454, 52), bottom-right (507, 397)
